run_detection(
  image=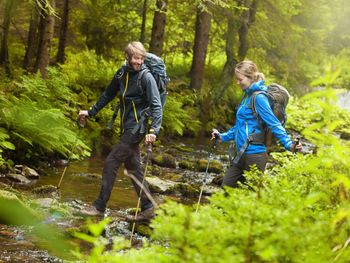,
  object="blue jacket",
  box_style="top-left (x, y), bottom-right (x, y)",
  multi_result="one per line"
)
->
top-left (219, 80), bottom-right (293, 155)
